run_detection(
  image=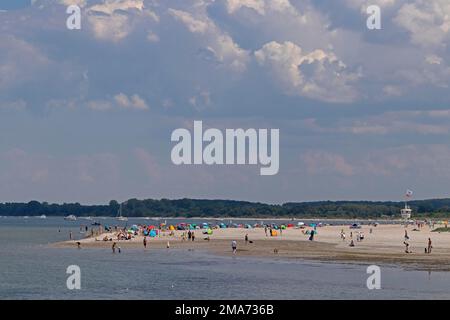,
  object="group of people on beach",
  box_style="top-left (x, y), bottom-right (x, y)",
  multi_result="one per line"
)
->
top-left (403, 229), bottom-right (434, 254)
